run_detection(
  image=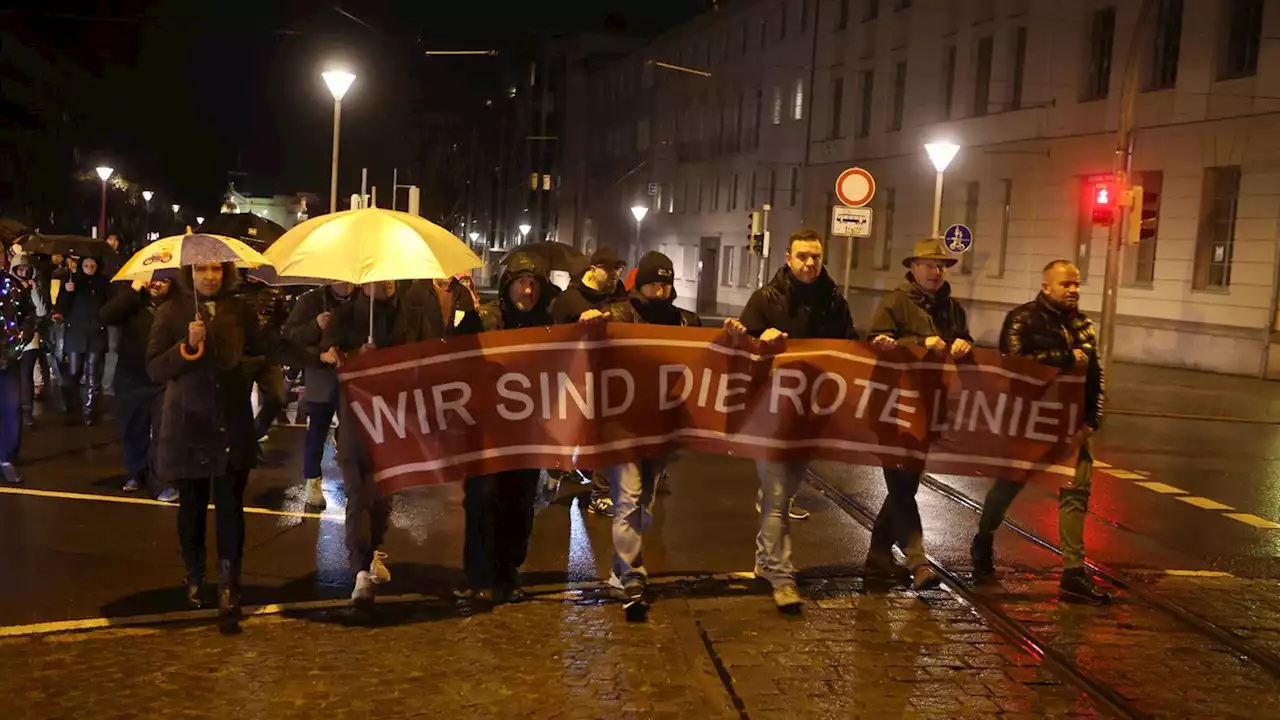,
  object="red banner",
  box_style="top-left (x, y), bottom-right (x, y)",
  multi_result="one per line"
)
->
top-left (338, 324), bottom-right (1086, 493)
